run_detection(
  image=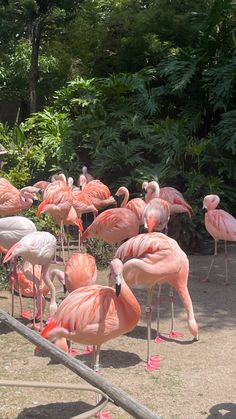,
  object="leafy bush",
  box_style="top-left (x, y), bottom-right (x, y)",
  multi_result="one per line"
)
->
top-left (84, 238), bottom-right (118, 270)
